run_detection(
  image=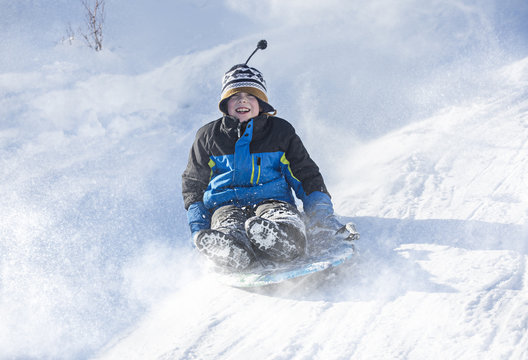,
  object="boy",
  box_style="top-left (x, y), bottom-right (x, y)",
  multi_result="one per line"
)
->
top-left (182, 41), bottom-right (353, 271)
